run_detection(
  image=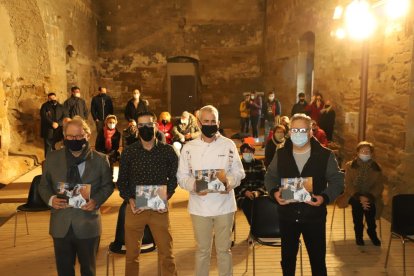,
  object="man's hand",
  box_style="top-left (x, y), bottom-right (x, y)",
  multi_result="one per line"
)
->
top-left (197, 191), bottom-right (208, 196)
top-left (52, 122), bottom-right (59, 129)
top-left (157, 208), bottom-right (168, 214)
top-left (274, 190), bottom-right (289, 205)
top-left (245, 191), bottom-right (255, 200)
top-left (306, 195), bottom-right (324, 206)
top-left (129, 198), bottom-right (145, 214)
top-left (360, 196), bottom-right (370, 210)
top-left (82, 199), bottom-right (97, 211)
top-left (184, 133), bottom-right (192, 139)
top-left (52, 197), bottom-right (68, 209)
